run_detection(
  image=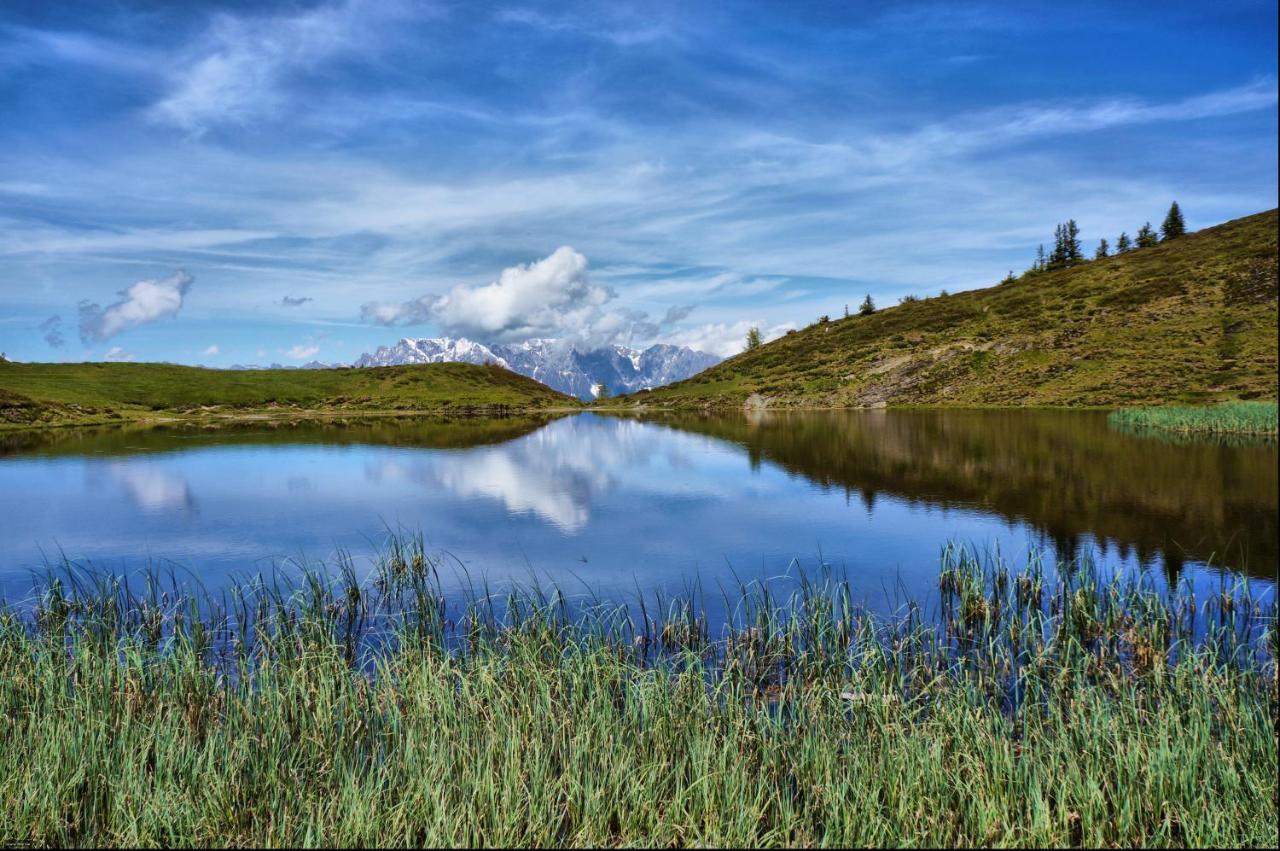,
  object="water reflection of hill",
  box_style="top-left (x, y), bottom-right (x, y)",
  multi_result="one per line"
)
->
top-left (641, 410), bottom-right (1278, 581)
top-left (0, 415), bottom-right (562, 458)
